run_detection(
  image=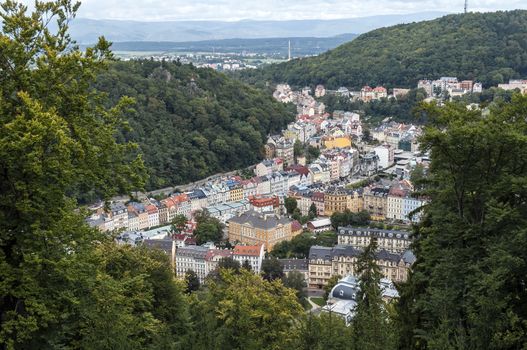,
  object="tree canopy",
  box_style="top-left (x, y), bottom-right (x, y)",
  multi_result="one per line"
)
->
top-left (95, 59), bottom-right (296, 190)
top-left (397, 95), bottom-right (527, 349)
